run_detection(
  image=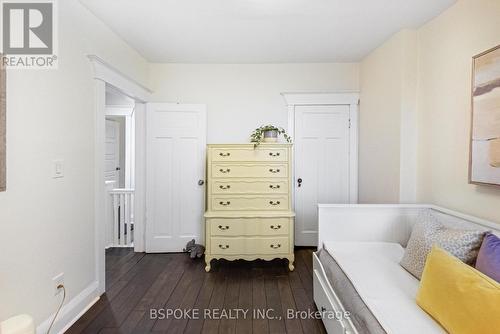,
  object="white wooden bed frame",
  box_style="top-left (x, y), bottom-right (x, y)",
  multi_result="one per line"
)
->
top-left (313, 204), bottom-right (500, 334)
